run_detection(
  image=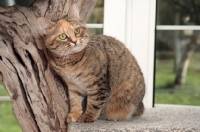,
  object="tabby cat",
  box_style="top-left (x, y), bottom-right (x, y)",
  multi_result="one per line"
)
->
top-left (37, 3), bottom-right (145, 123)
